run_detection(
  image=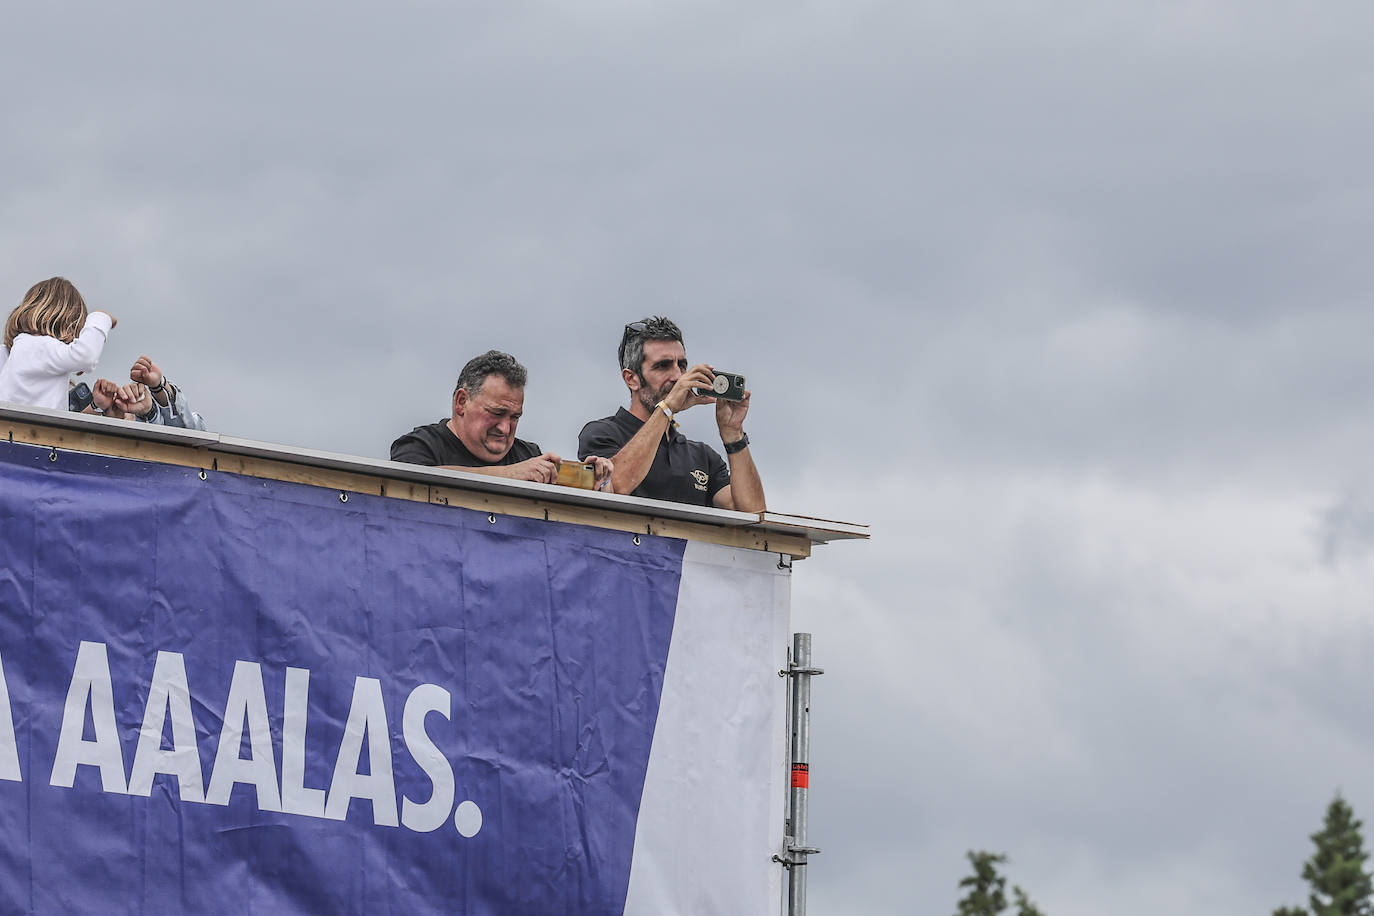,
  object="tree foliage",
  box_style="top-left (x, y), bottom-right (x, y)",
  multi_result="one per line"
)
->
top-left (1274, 794), bottom-right (1373, 916)
top-left (955, 851), bottom-right (1008, 916)
top-left (954, 851), bottom-right (1047, 916)
top-left (1012, 885), bottom-right (1047, 916)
